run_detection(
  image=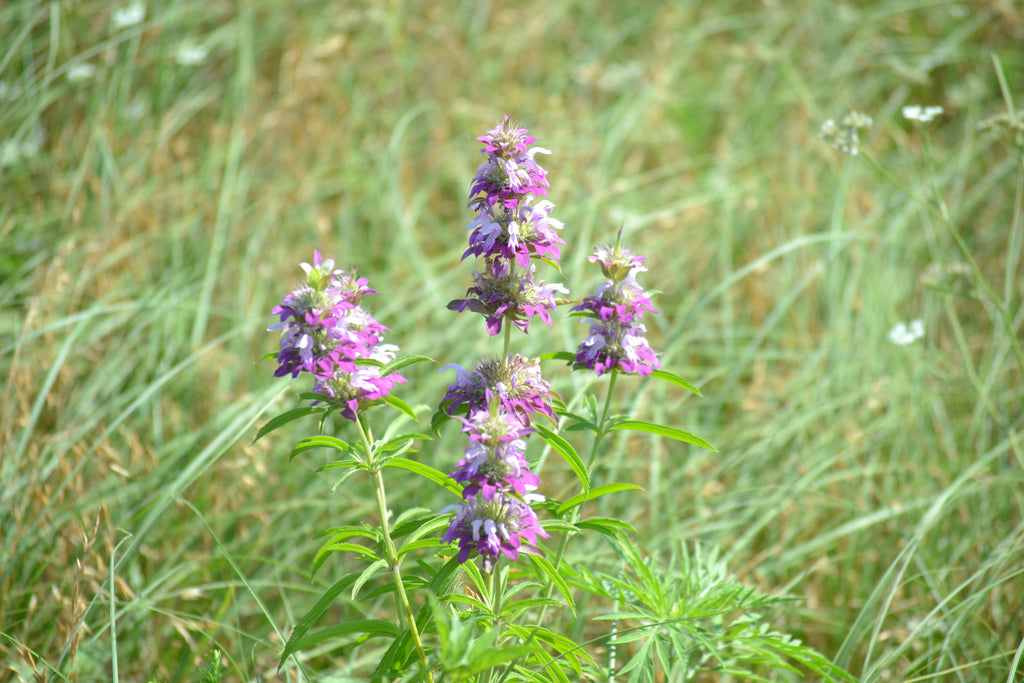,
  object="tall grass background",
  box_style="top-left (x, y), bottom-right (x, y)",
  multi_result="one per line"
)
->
top-left (2, 0), bottom-right (1022, 680)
